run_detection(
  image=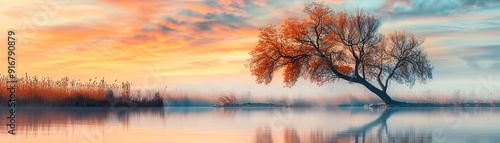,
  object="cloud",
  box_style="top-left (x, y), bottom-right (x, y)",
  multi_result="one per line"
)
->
top-left (382, 0), bottom-right (411, 12)
top-left (461, 45), bottom-right (500, 70)
top-left (133, 34), bottom-right (157, 41)
top-left (177, 10), bottom-right (247, 32)
top-left (383, 0), bottom-right (500, 18)
top-left (158, 24), bottom-right (176, 32)
top-left (203, 12), bottom-right (248, 26)
top-left (216, 0), bottom-right (269, 7)
top-left (3, 0), bottom-right (499, 93)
